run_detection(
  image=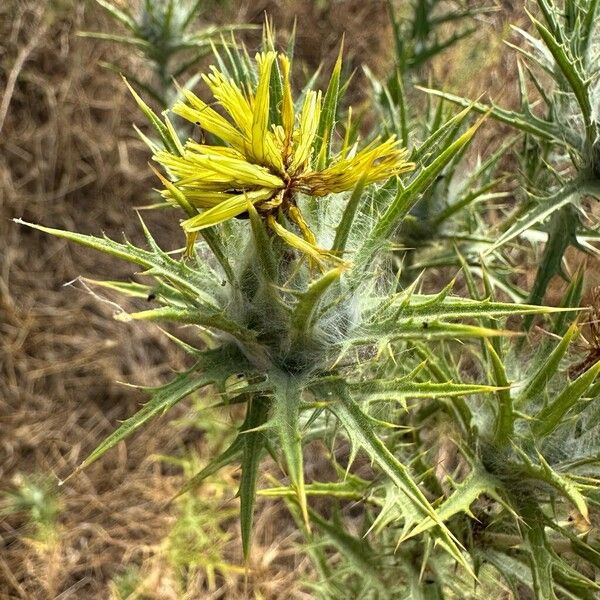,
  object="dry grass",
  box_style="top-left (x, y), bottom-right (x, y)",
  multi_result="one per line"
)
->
top-left (1, 1), bottom-right (524, 598)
